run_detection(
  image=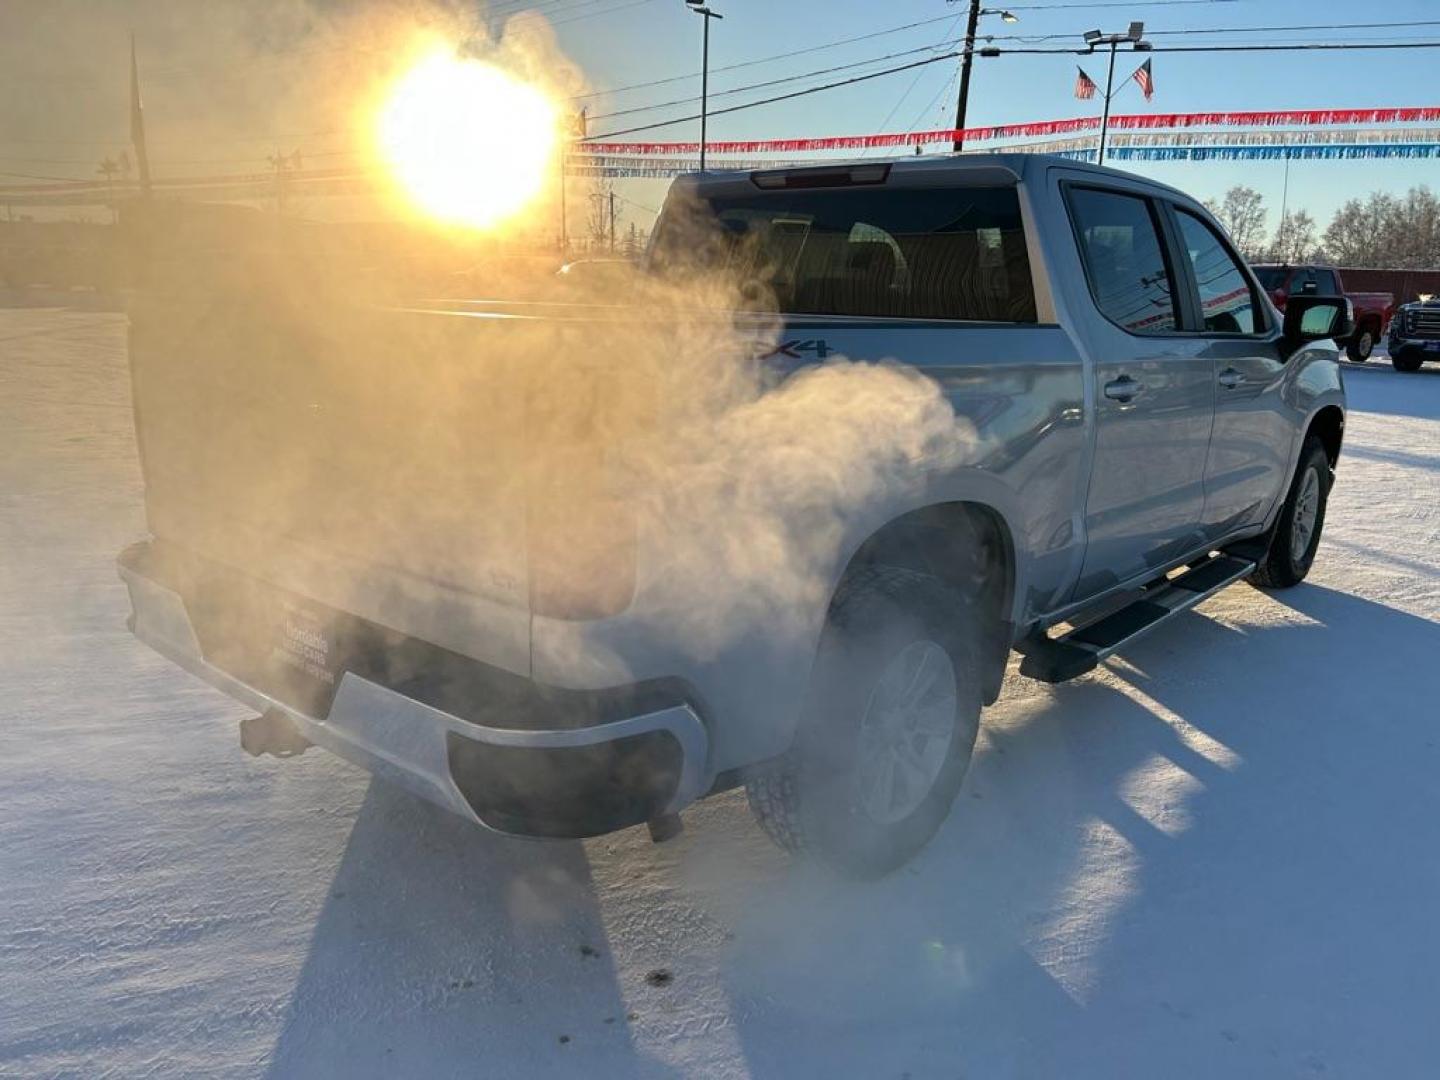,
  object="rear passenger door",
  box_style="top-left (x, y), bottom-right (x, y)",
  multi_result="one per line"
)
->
top-left (1065, 184), bottom-right (1216, 599)
top-left (1166, 204), bottom-right (1292, 535)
